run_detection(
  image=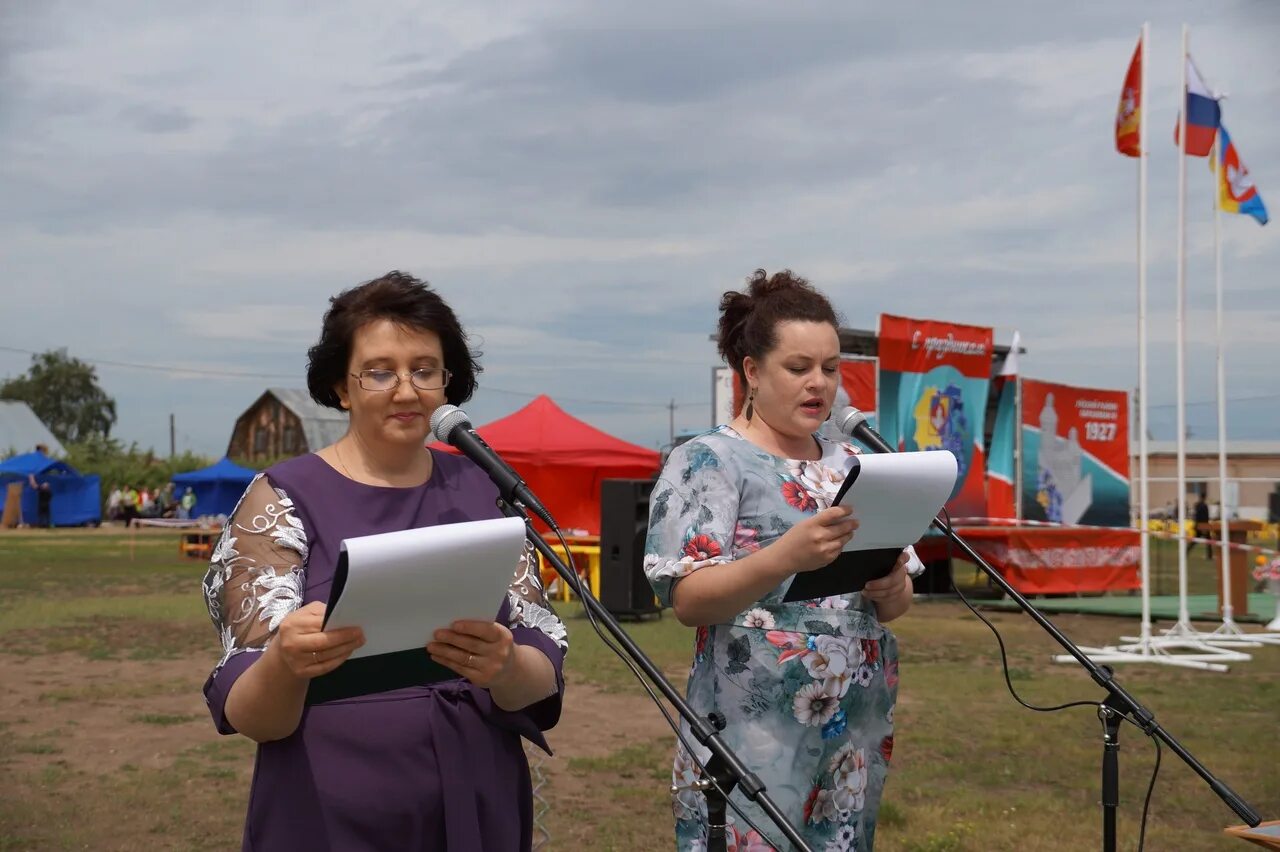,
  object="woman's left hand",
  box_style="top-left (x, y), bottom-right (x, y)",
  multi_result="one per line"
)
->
top-left (428, 620), bottom-right (515, 688)
top-left (861, 551), bottom-right (913, 604)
